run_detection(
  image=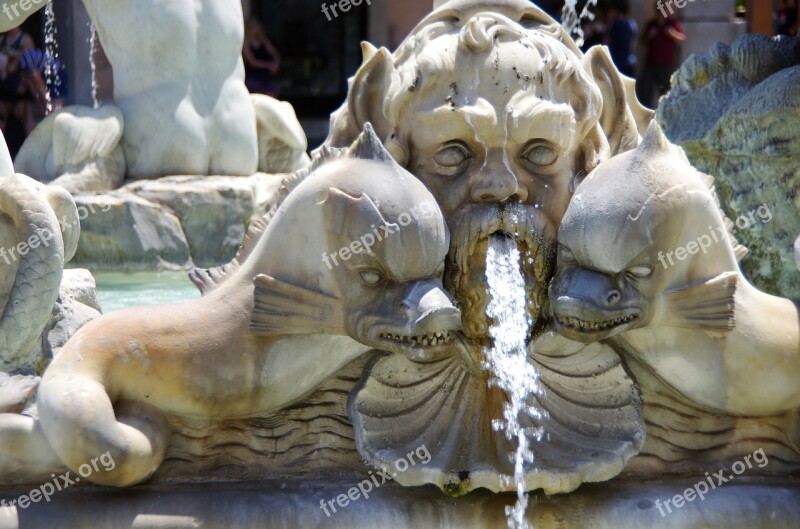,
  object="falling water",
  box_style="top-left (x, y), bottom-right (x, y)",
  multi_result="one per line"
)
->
top-left (43, 0), bottom-right (62, 114)
top-left (483, 234), bottom-right (546, 529)
top-left (88, 21), bottom-right (99, 109)
top-left (560, 0), bottom-right (598, 48)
